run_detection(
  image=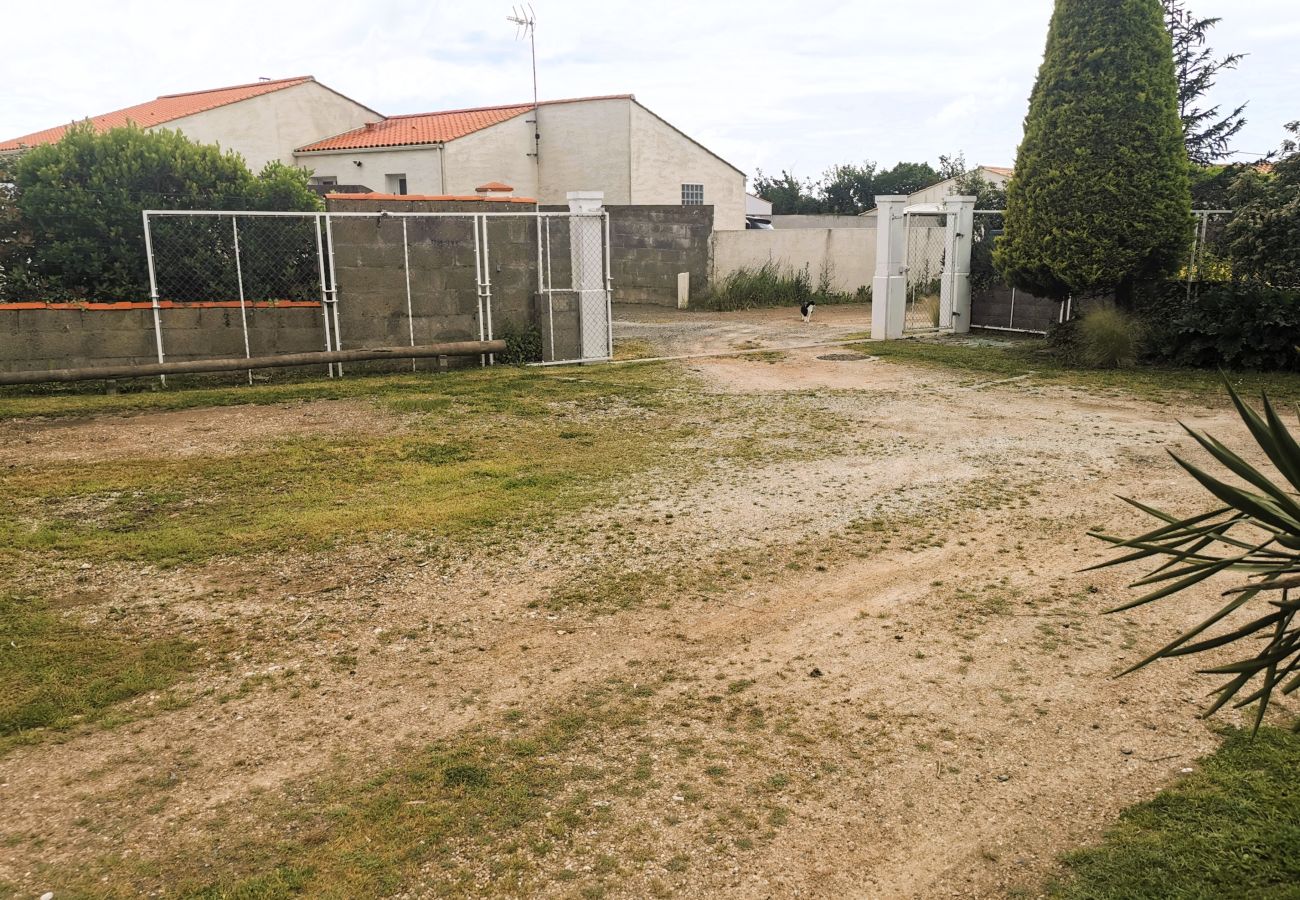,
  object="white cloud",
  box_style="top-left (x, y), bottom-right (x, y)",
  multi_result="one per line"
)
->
top-left (3, 0), bottom-right (1289, 177)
